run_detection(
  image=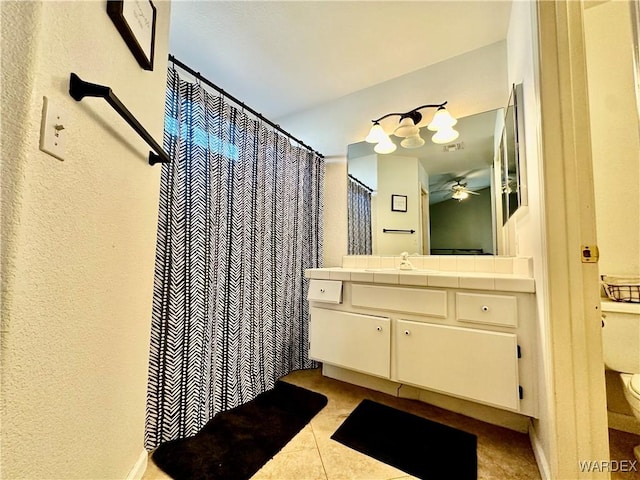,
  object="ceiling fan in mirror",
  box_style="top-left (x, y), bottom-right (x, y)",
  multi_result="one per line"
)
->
top-left (429, 168), bottom-right (488, 202)
top-left (450, 182), bottom-right (480, 201)
top-left (430, 177), bottom-right (481, 202)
